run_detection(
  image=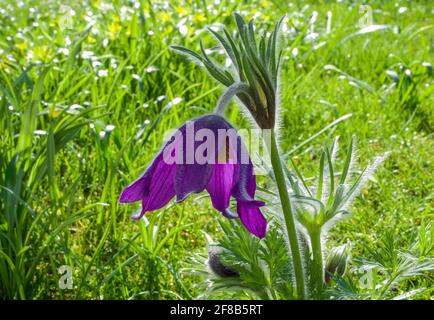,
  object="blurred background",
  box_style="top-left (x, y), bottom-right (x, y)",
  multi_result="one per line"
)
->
top-left (0, 0), bottom-right (432, 299)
